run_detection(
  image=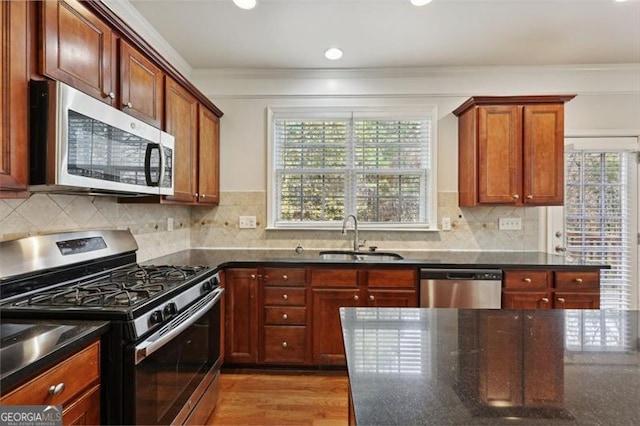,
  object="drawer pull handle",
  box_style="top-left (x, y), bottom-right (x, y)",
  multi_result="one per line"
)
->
top-left (523, 278), bottom-right (532, 283)
top-left (575, 278), bottom-right (583, 284)
top-left (557, 297), bottom-right (566, 304)
top-left (48, 383), bottom-right (65, 396)
top-left (282, 294), bottom-right (288, 301)
top-left (282, 274), bottom-right (288, 281)
top-left (354, 294), bottom-right (359, 301)
top-left (281, 341), bottom-right (288, 348)
top-left (369, 295), bottom-right (375, 301)
top-left (541, 297), bottom-right (549, 303)
top-left (282, 313), bottom-right (288, 320)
